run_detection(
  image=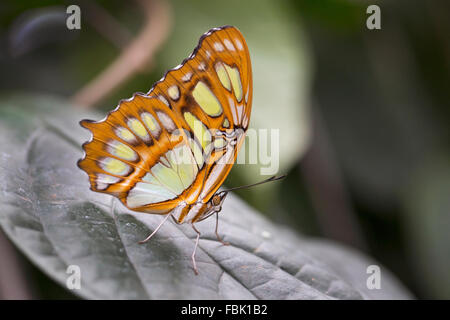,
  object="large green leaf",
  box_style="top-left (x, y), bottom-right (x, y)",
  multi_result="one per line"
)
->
top-left (0, 94), bottom-right (411, 299)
